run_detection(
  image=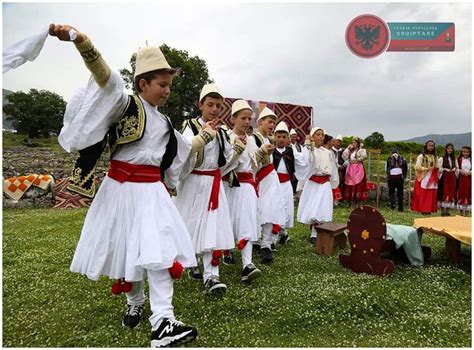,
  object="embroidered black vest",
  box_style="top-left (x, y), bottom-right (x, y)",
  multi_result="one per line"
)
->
top-left (273, 147), bottom-right (295, 177)
top-left (67, 95), bottom-right (177, 198)
top-left (180, 117), bottom-right (228, 169)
